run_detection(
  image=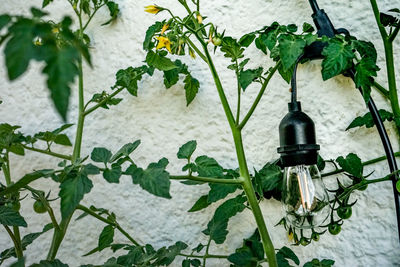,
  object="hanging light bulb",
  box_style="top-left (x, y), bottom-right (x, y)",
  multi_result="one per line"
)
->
top-left (278, 101), bottom-right (330, 229)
